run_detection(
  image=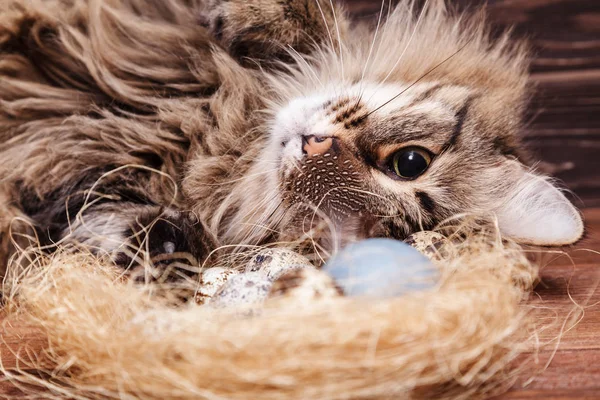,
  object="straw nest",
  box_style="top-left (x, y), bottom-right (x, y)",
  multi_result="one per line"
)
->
top-left (1, 224), bottom-right (540, 400)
